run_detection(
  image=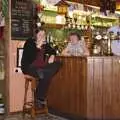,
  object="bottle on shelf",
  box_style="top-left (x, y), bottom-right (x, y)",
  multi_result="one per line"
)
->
top-left (0, 93), bottom-right (5, 115)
